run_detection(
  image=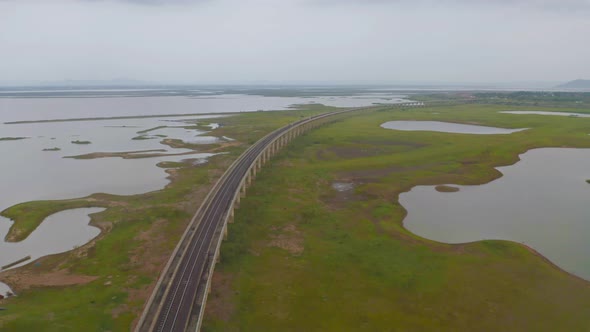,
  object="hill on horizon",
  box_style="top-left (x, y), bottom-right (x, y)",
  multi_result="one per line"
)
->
top-left (557, 79), bottom-right (590, 89)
